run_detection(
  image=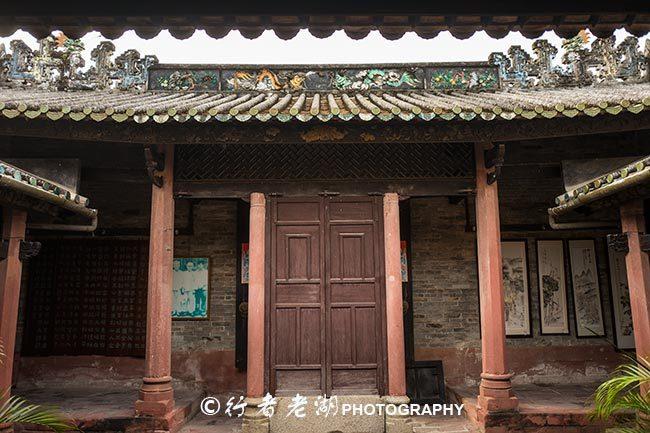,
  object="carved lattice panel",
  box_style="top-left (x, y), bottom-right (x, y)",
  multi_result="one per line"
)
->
top-left (23, 239), bottom-right (148, 357)
top-left (175, 142), bottom-right (473, 181)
